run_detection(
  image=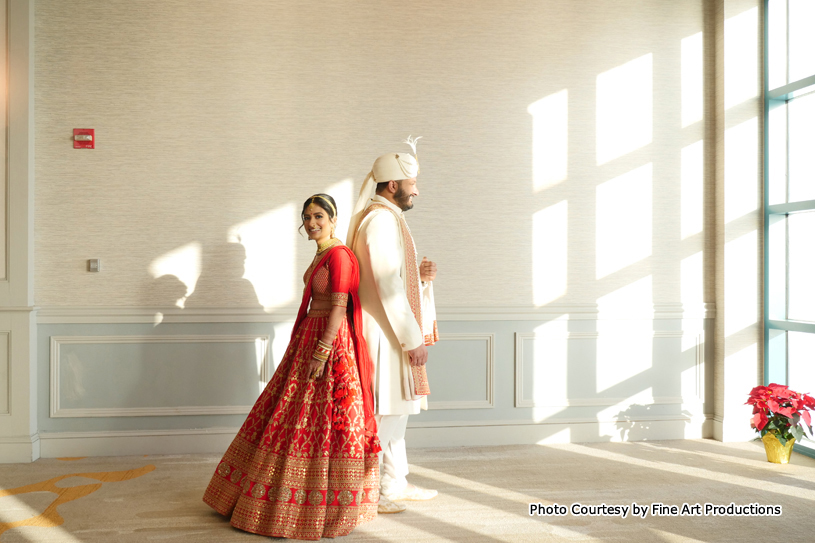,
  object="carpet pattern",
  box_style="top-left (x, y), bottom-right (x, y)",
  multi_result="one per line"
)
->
top-left (1, 440), bottom-right (814, 542)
